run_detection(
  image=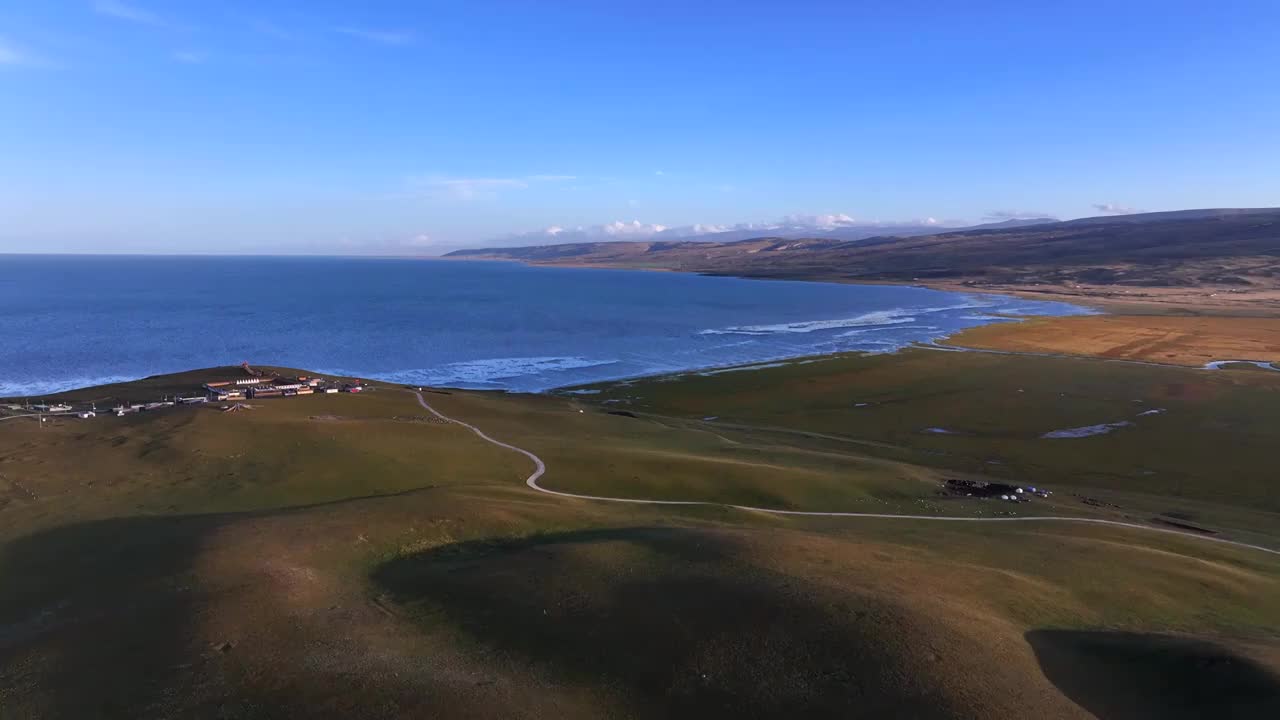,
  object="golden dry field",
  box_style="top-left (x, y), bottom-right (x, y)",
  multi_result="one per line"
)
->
top-left (950, 314), bottom-right (1280, 366)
